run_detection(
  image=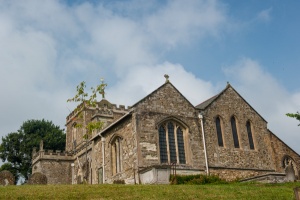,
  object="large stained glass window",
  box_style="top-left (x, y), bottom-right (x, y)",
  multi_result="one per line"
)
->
top-left (158, 121), bottom-right (186, 164)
